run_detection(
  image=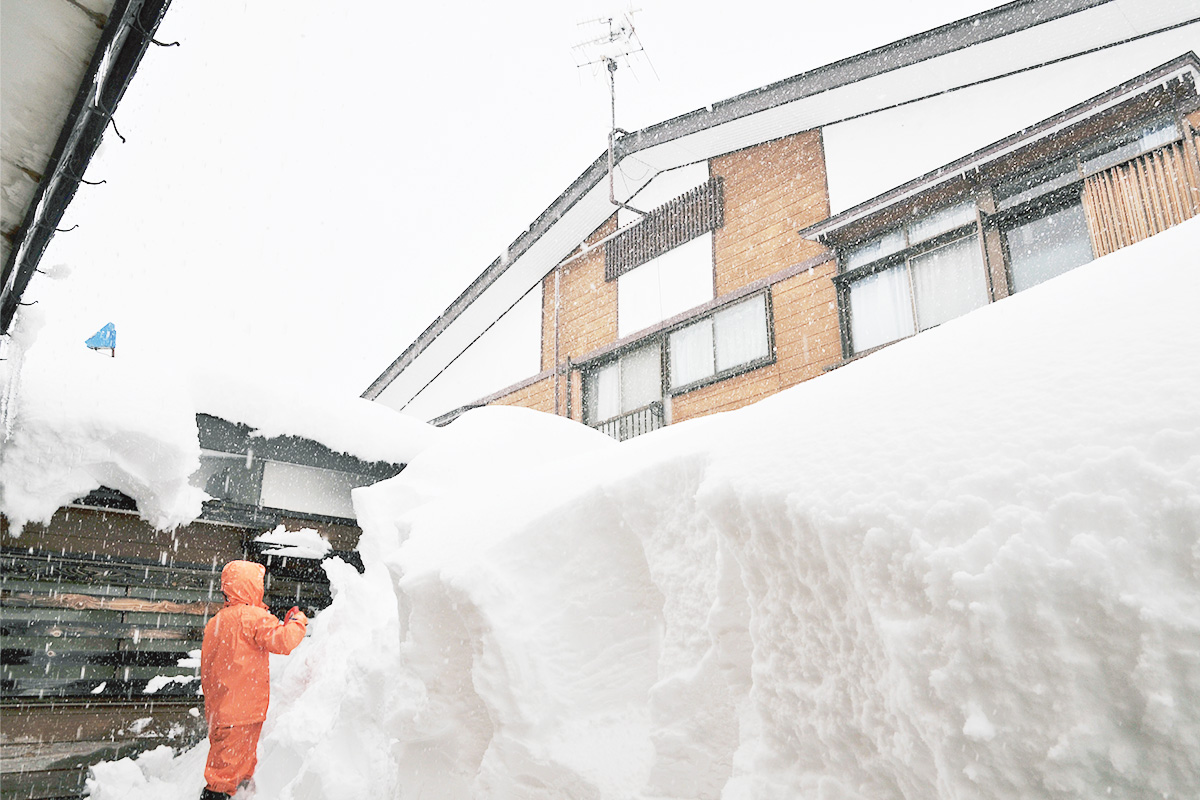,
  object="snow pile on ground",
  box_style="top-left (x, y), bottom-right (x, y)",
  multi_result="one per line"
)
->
top-left (88, 219), bottom-right (1200, 799)
top-left (0, 342), bottom-right (205, 532)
